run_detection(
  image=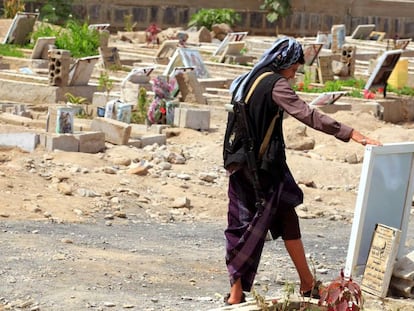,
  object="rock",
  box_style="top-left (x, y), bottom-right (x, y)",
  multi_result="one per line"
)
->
top-left (127, 165), bottom-right (149, 176)
top-left (57, 182), bottom-right (73, 195)
top-left (171, 197), bottom-right (190, 208)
